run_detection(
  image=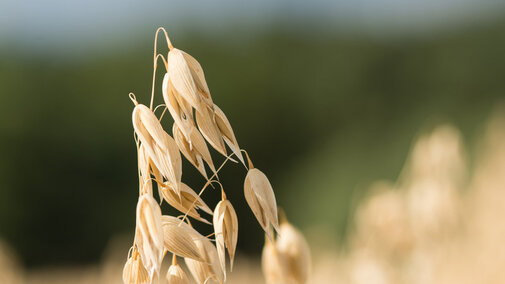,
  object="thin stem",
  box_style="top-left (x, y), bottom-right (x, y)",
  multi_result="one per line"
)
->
top-left (149, 54), bottom-right (168, 110)
top-left (240, 149), bottom-right (253, 170)
top-left (172, 253), bottom-right (177, 265)
top-left (210, 180), bottom-right (226, 200)
top-left (154, 104), bottom-right (166, 113)
top-left (154, 27), bottom-right (173, 52)
top-left (150, 27), bottom-right (172, 110)
top-left (129, 93), bottom-right (138, 106)
top-left (179, 152), bottom-right (237, 225)
top-left (158, 106), bottom-right (168, 122)
top-left (153, 104), bottom-right (168, 122)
